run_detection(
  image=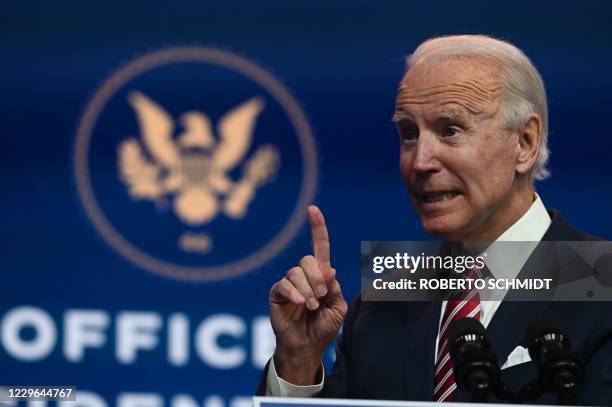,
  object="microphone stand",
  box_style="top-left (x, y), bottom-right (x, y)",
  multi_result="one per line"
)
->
top-left (557, 388), bottom-right (577, 405)
top-left (492, 382), bottom-right (515, 403)
top-left (513, 380), bottom-right (543, 403)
